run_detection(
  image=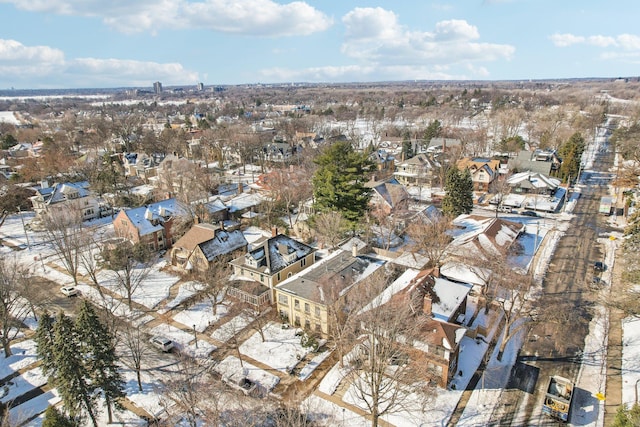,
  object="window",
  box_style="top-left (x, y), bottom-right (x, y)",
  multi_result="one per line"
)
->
top-left (304, 303), bottom-right (310, 313)
top-left (315, 324), bottom-right (321, 332)
top-left (294, 299), bottom-right (300, 310)
top-left (278, 294), bottom-right (288, 305)
top-left (305, 319), bottom-right (311, 329)
top-left (300, 258), bottom-right (306, 267)
top-left (315, 306), bottom-right (321, 317)
top-left (294, 315), bottom-right (300, 326)
top-left (260, 274), bottom-right (264, 283)
top-left (277, 272), bottom-right (281, 281)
